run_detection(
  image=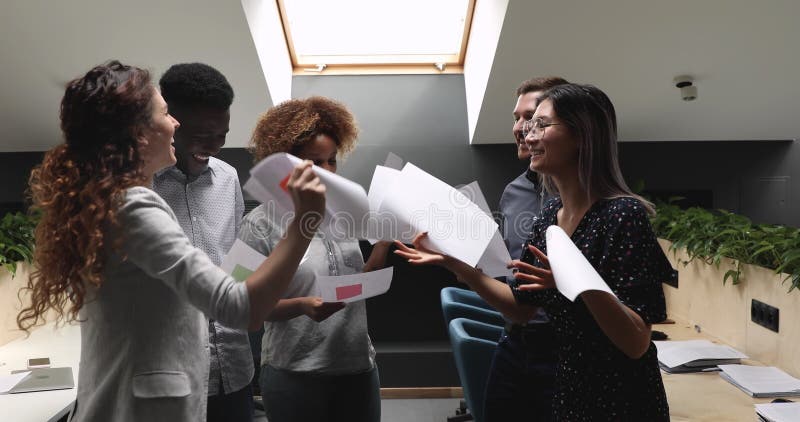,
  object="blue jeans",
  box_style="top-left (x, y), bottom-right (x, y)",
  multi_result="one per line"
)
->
top-left (207, 383), bottom-right (254, 422)
top-left (260, 365), bottom-right (381, 422)
top-left (483, 324), bottom-right (557, 422)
